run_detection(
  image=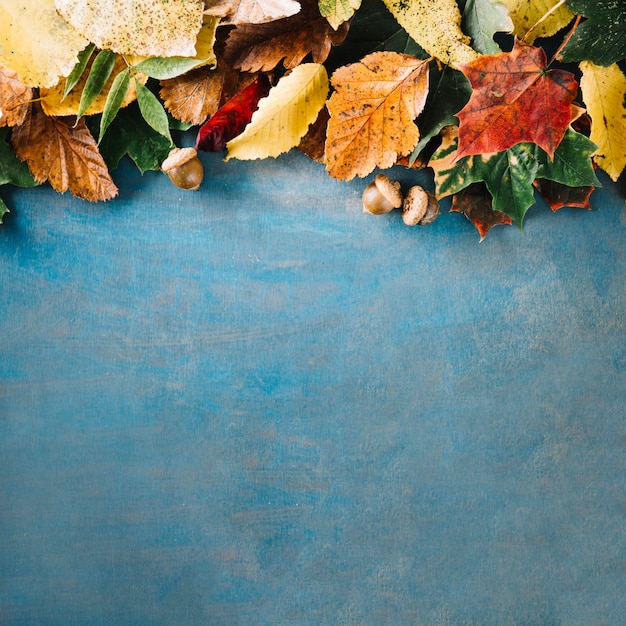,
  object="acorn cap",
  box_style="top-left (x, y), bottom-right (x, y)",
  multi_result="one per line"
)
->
top-left (402, 185), bottom-right (429, 225)
top-left (161, 147), bottom-right (198, 172)
top-left (374, 174), bottom-right (403, 208)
